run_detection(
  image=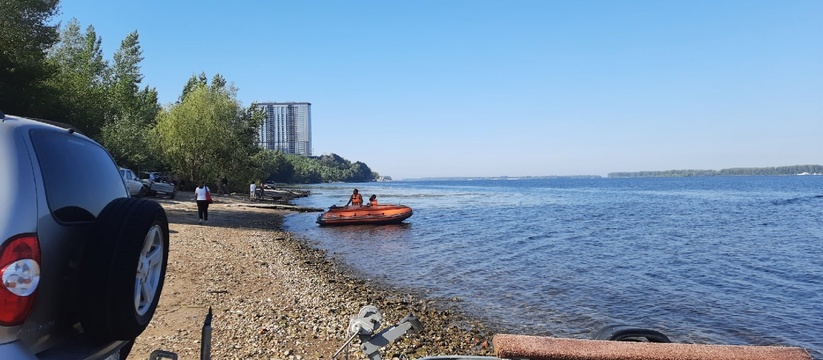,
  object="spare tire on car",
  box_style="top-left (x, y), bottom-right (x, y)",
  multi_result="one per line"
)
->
top-left (79, 197), bottom-right (169, 340)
